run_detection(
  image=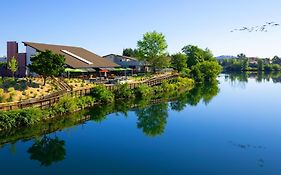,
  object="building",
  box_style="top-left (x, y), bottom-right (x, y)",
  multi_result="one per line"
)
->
top-left (103, 54), bottom-right (147, 72)
top-left (4, 41), bottom-right (119, 77)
